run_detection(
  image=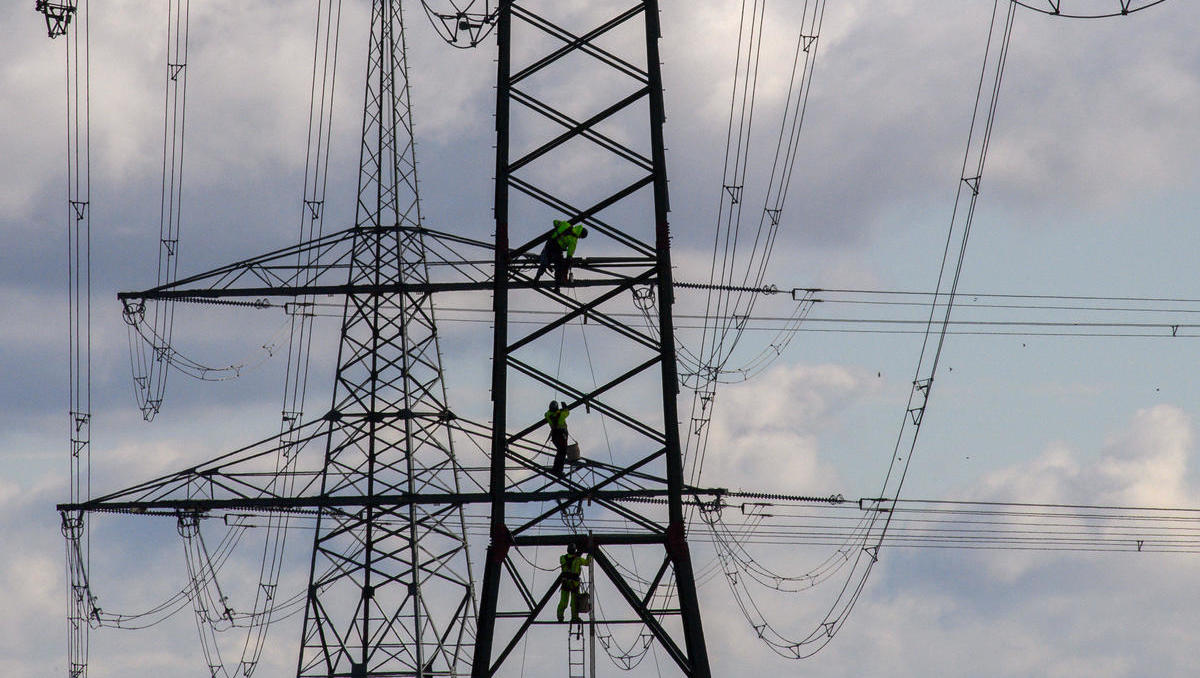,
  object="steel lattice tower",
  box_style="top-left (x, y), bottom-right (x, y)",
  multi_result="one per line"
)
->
top-left (59, 0), bottom-right (714, 676)
top-left (294, 1), bottom-right (477, 675)
top-left (472, 1), bottom-right (711, 676)
top-left (63, 1), bottom-right (478, 676)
